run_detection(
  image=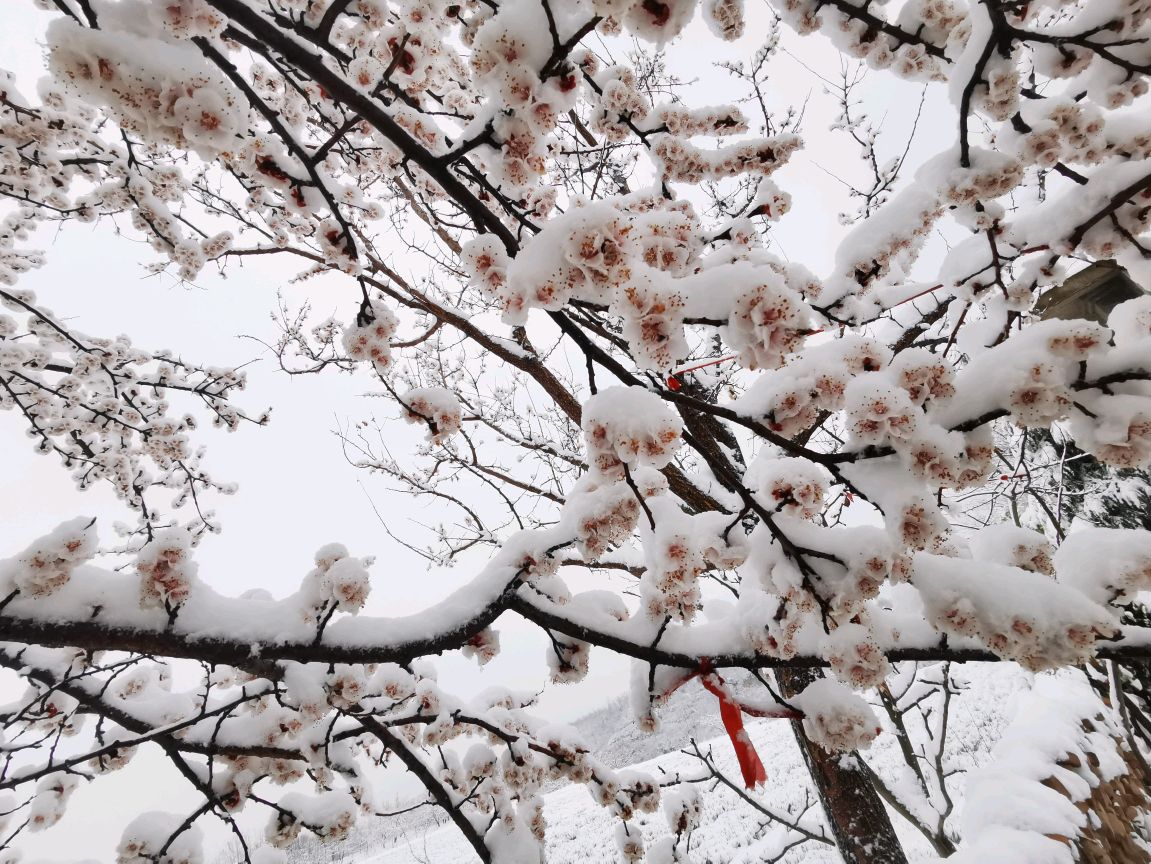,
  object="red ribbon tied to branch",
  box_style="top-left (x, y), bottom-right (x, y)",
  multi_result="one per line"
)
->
top-left (700, 668), bottom-right (768, 788)
top-left (666, 660), bottom-right (802, 789)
